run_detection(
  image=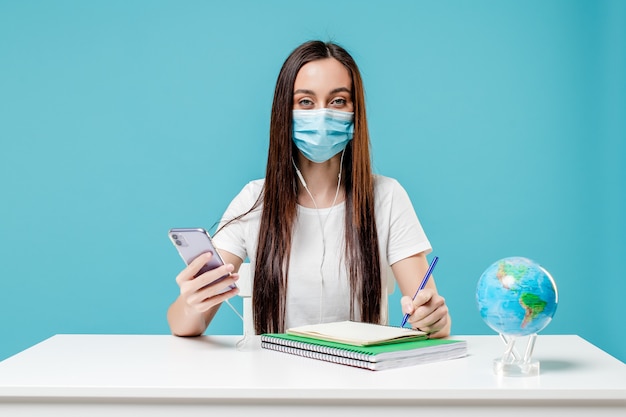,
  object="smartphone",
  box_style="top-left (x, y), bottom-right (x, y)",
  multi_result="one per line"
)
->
top-left (168, 227), bottom-right (237, 293)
